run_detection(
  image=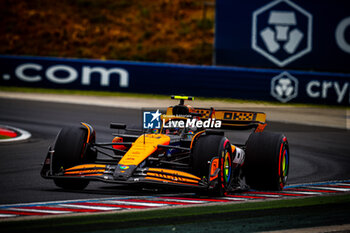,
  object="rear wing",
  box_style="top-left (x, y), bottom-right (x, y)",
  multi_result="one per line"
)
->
top-left (166, 106), bottom-right (266, 131)
top-left (167, 96), bottom-right (266, 131)
top-left (194, 108), bottom-right (266, 130)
